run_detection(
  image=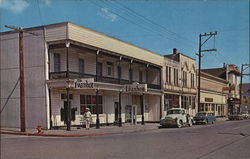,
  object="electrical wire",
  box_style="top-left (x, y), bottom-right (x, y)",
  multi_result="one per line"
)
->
top-left (91, 1), bottom-right (195, 49)
top-left (112, 0), bottom-right (196, 46)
